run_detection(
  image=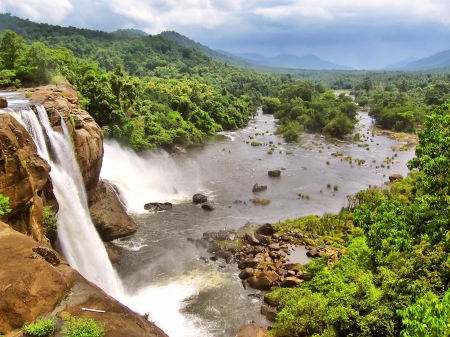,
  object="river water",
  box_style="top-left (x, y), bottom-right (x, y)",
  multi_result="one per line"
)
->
top-left (101, 110), bottom-right (416, 337)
